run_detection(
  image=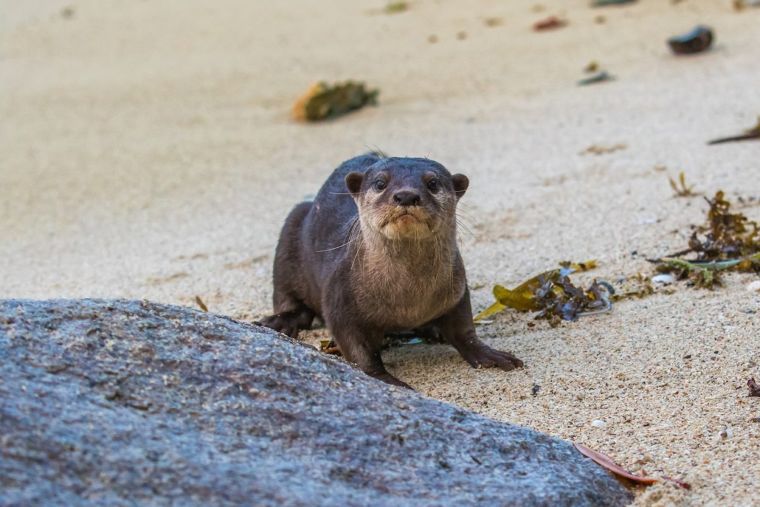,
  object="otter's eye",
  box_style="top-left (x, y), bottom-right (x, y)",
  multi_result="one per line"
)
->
top-left (427, 179), bottom-right (439, 192)
top-left (373, 180), bottom-right (387, 191)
